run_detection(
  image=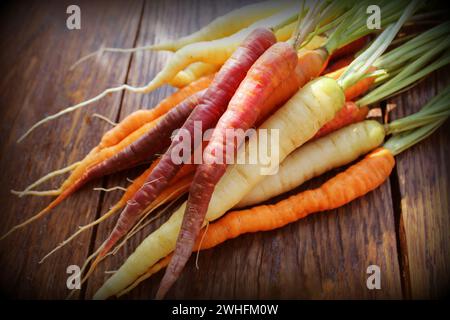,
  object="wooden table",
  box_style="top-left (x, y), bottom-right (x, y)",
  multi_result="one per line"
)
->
top-left (0, 0), bottom-right (448, 300)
